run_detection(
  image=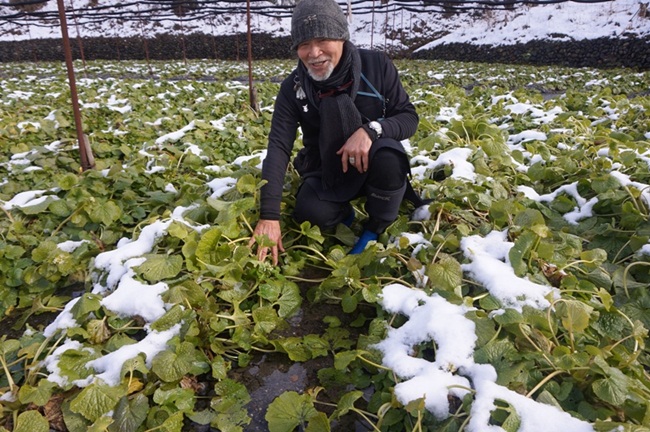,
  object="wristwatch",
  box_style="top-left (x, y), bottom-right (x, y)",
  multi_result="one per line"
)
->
top-left (368, 121), bottom-right (382, 138)
top-left (364, 121), bottom-right (383, 141)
